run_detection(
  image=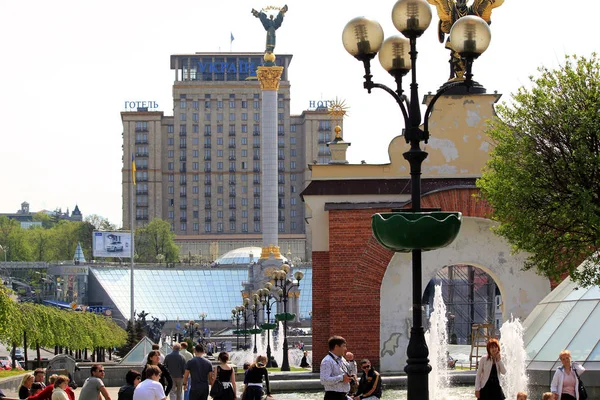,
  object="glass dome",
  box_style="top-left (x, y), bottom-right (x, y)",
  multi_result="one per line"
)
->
top-left (524, 258), bottom-right (600, 393)
top-left (213, 246), bottom-right (288, 265)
